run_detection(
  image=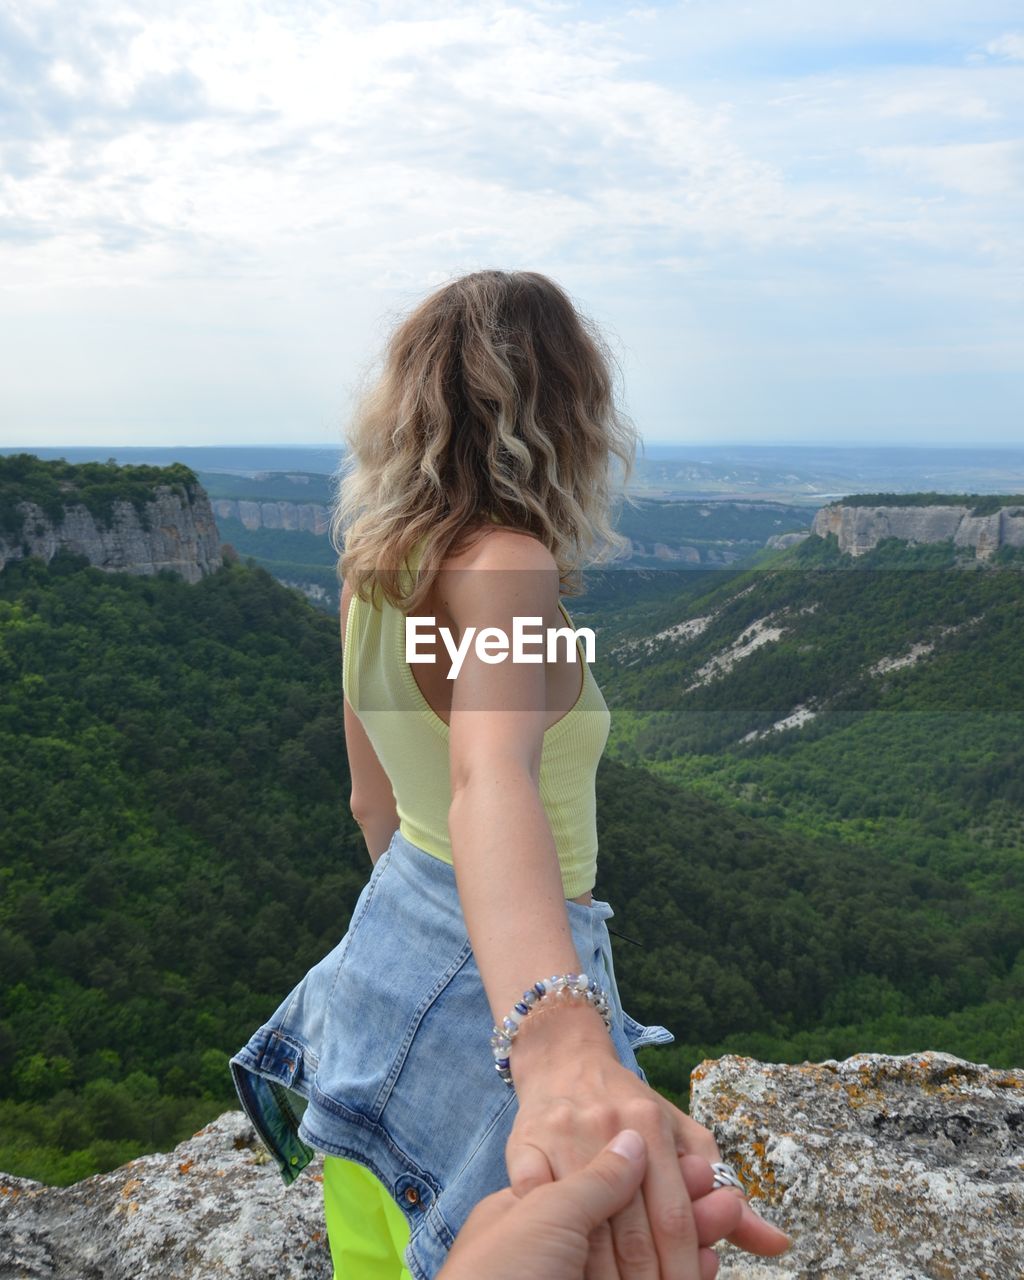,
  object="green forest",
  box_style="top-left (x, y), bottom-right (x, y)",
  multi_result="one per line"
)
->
top-left (0, 491), bottom-right (1021, 1187)
top-left (599, 533), bottom-right (1024, 1099)
top-left (215, 516), bottom-right (341, 602)
top-left (828, 492), bottom-right (1024, 514)
top-left (0, 552), bottom-right (365, 1183)
top-left (607, 497), bottom-right (812, 545)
